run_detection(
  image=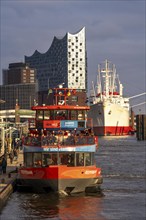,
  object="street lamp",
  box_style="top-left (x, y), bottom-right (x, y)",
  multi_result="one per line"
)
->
top-left (0, 127), bottom-right (5, 155)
